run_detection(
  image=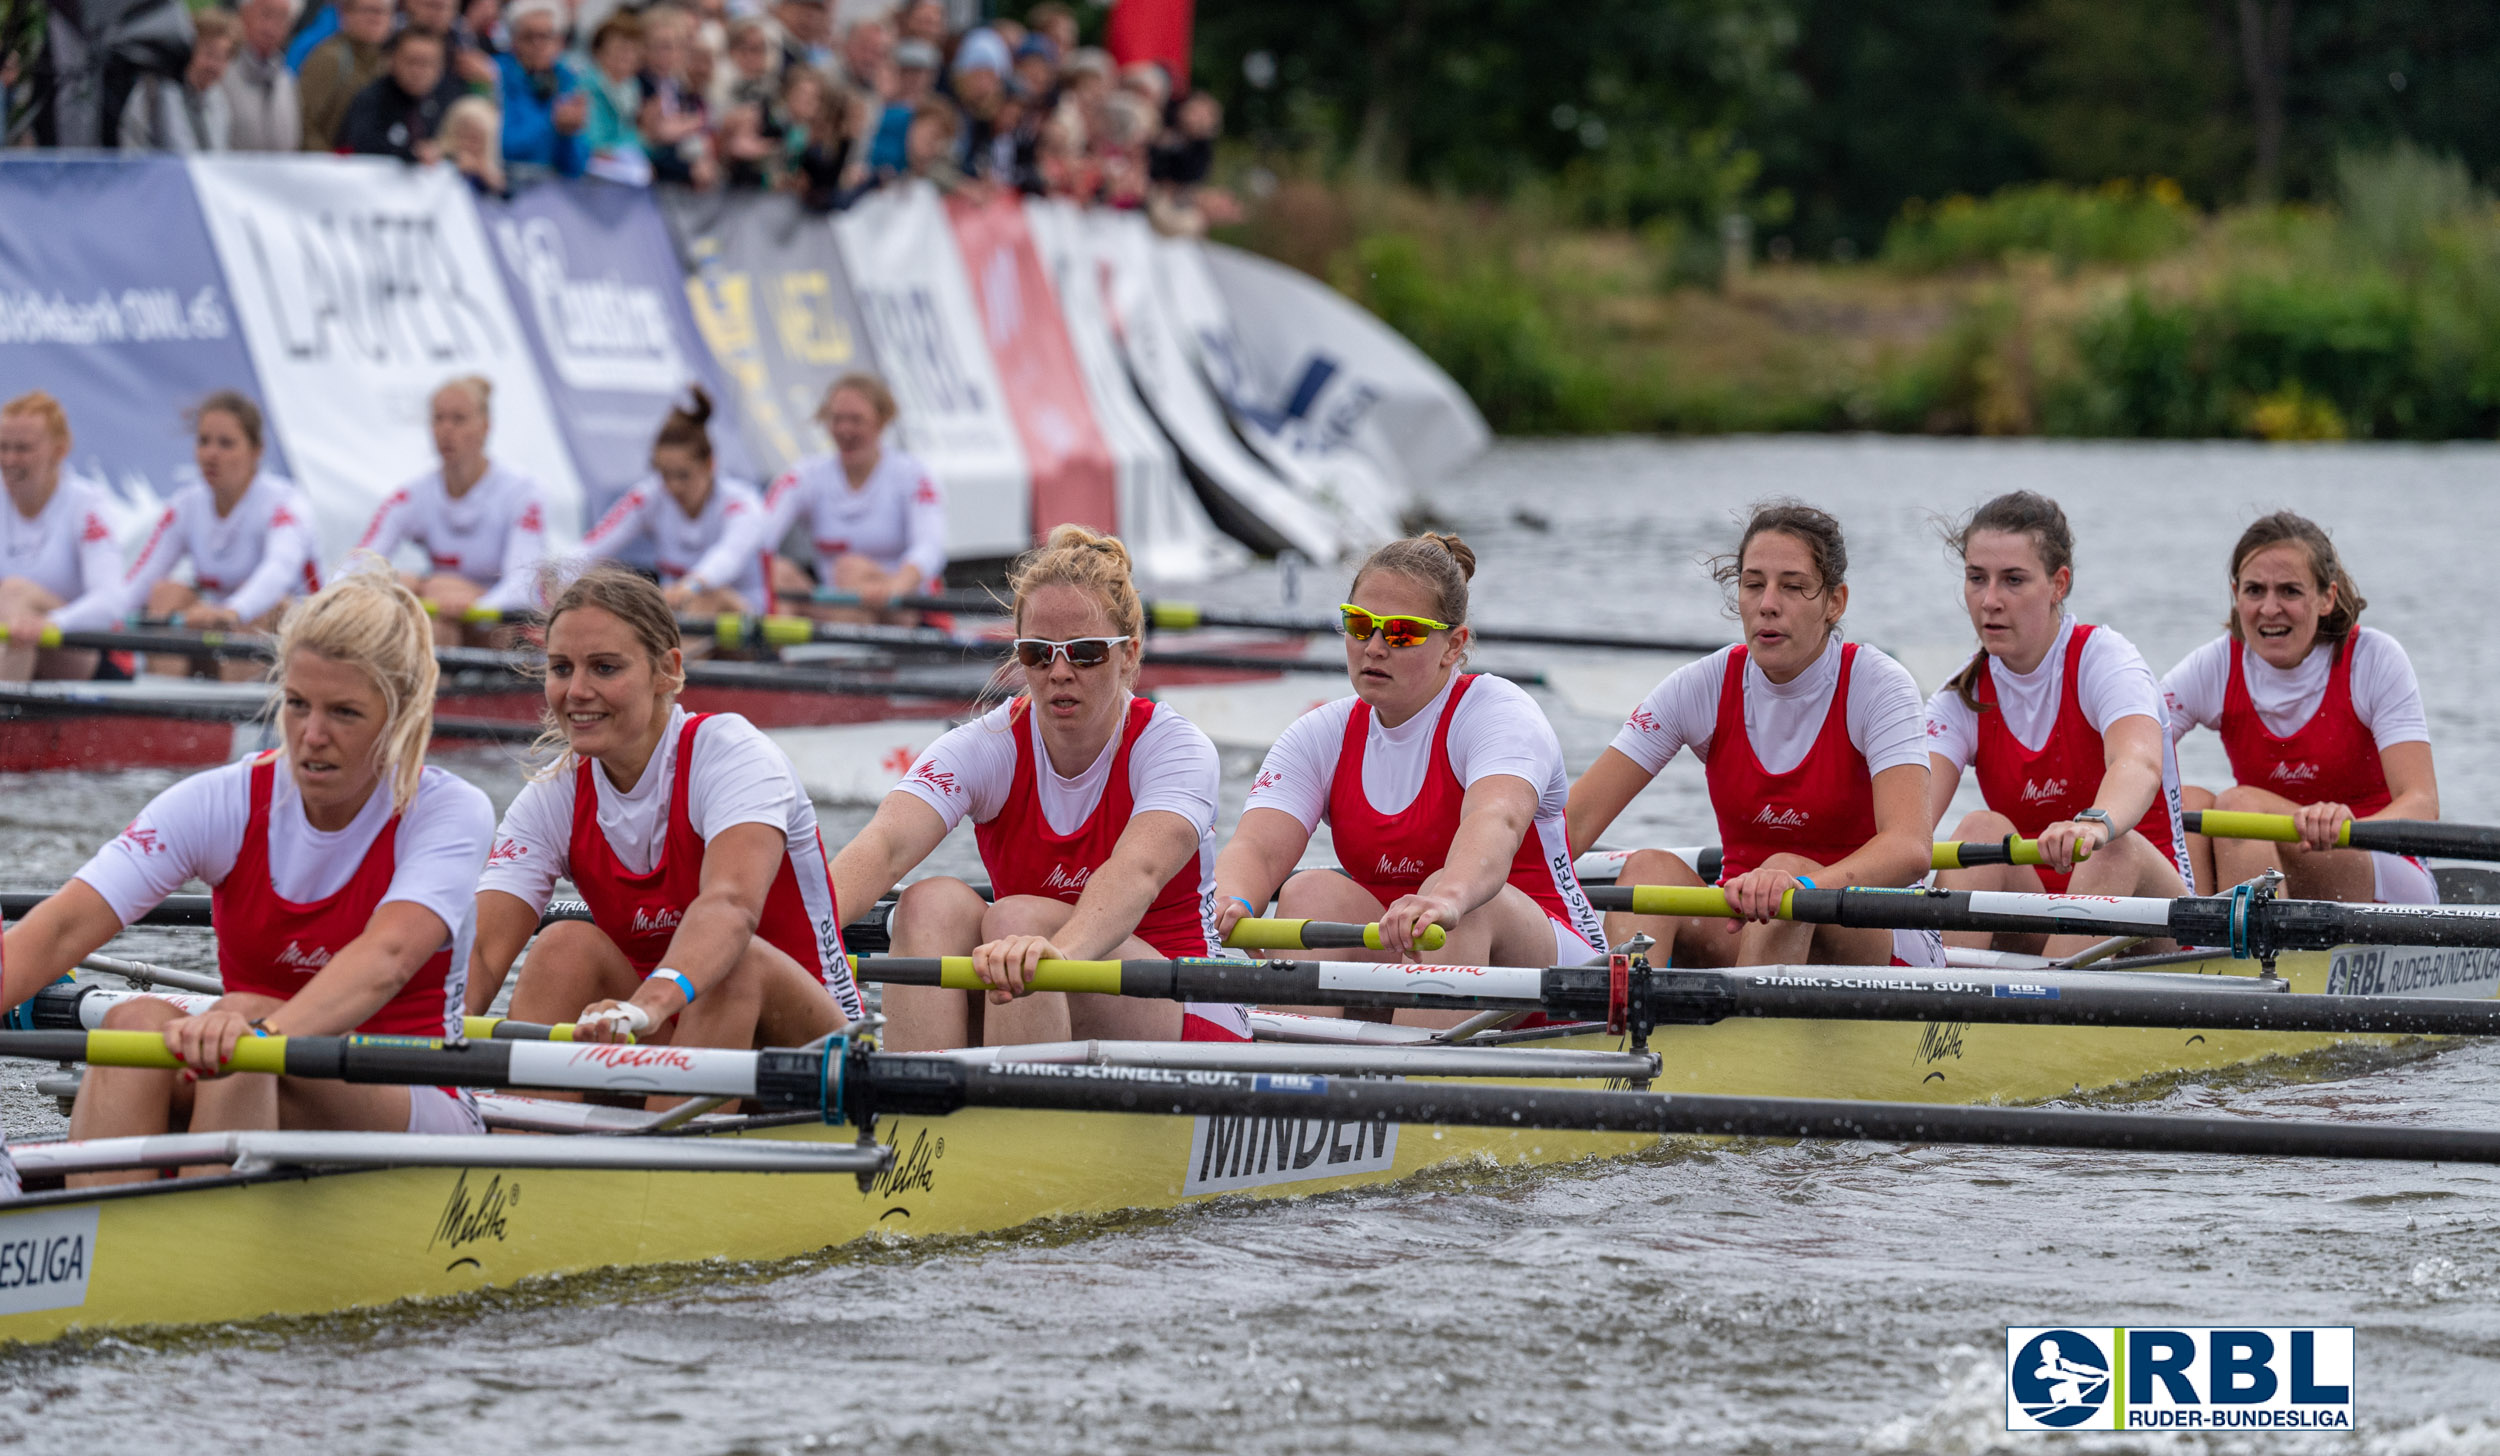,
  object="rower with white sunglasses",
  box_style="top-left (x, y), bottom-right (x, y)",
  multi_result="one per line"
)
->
top-left (829, 525), bottom-right (1249, 1051)
top-left (1211, 533), bottom-right (1607, 1028)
